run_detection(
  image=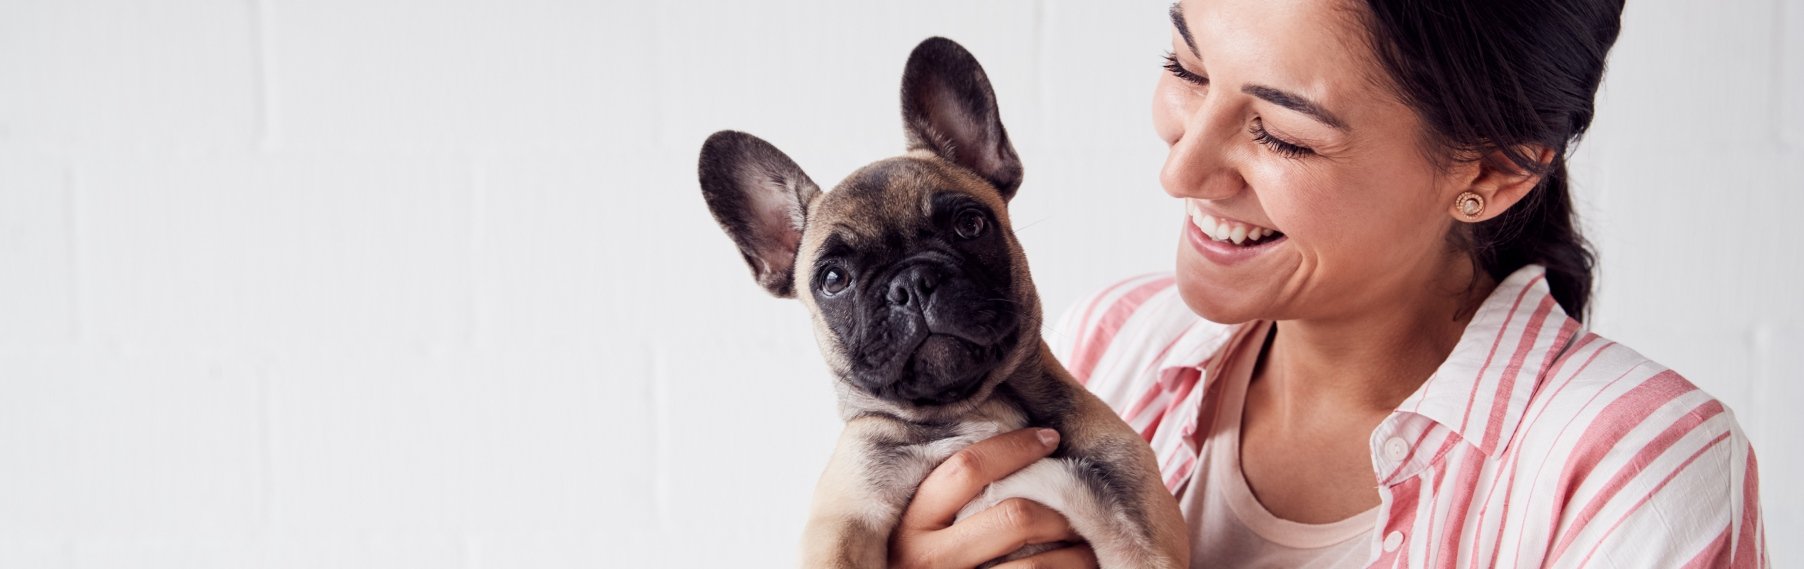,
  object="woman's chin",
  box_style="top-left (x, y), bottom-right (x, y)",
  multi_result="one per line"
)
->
top-left (1175, 243), bottom-right (1282, 325)
top-left (1176, 278), bottom-right (1261, 324)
